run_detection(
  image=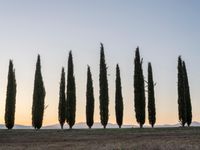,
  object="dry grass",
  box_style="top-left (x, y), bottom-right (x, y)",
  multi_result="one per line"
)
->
top-left (0, 127), bottom-right (200, 150)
